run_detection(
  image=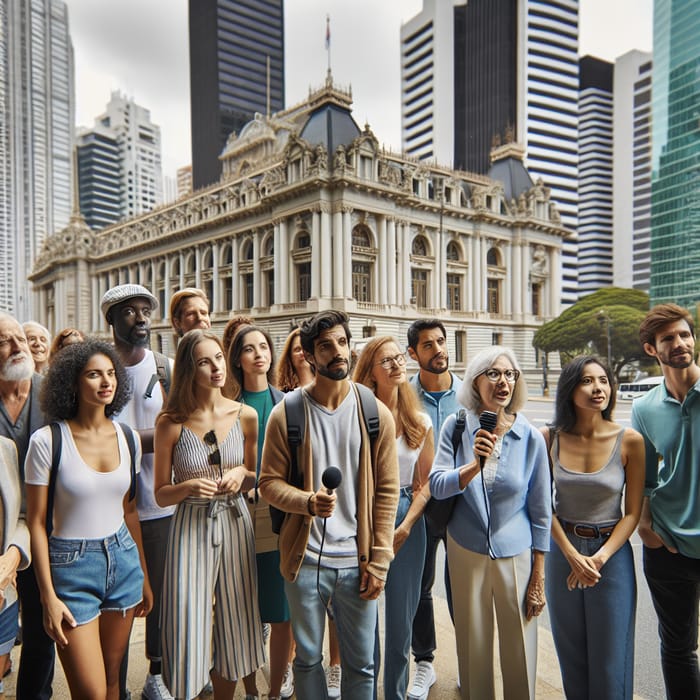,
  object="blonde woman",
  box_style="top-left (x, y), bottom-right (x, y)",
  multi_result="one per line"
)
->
top-left (353, 336), bottom-right (433, 700)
